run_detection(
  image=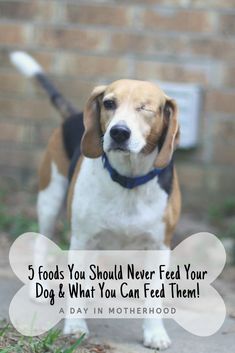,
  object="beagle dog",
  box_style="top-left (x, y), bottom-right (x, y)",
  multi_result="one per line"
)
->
top-left (11, 52), bottom-right (181, 350)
